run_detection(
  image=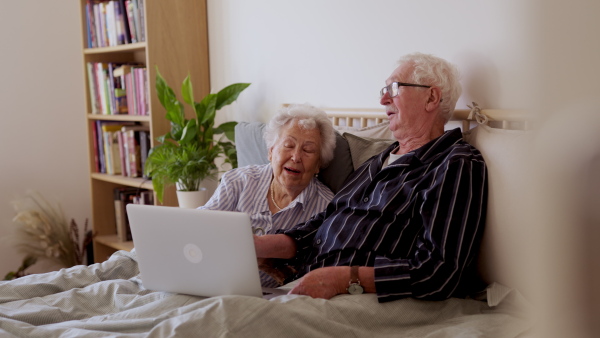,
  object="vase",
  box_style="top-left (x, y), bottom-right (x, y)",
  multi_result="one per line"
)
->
top-left (176, 188), bottom-right (208, 209)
